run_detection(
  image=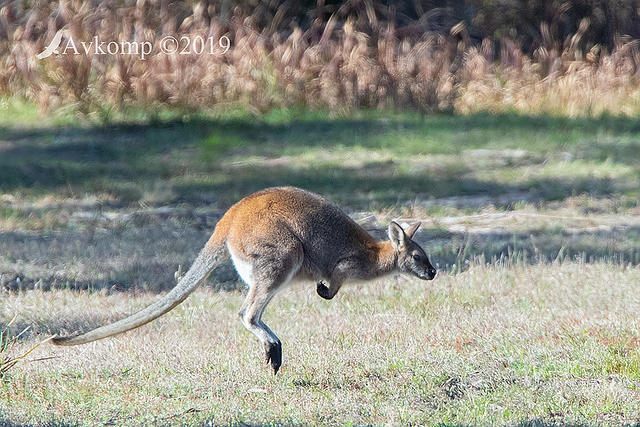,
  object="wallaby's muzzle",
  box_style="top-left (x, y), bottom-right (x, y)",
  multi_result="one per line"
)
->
top-left (416, 267), bottom-right (437, 280)
top-left (426, 267), bottom-right (437, 280)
